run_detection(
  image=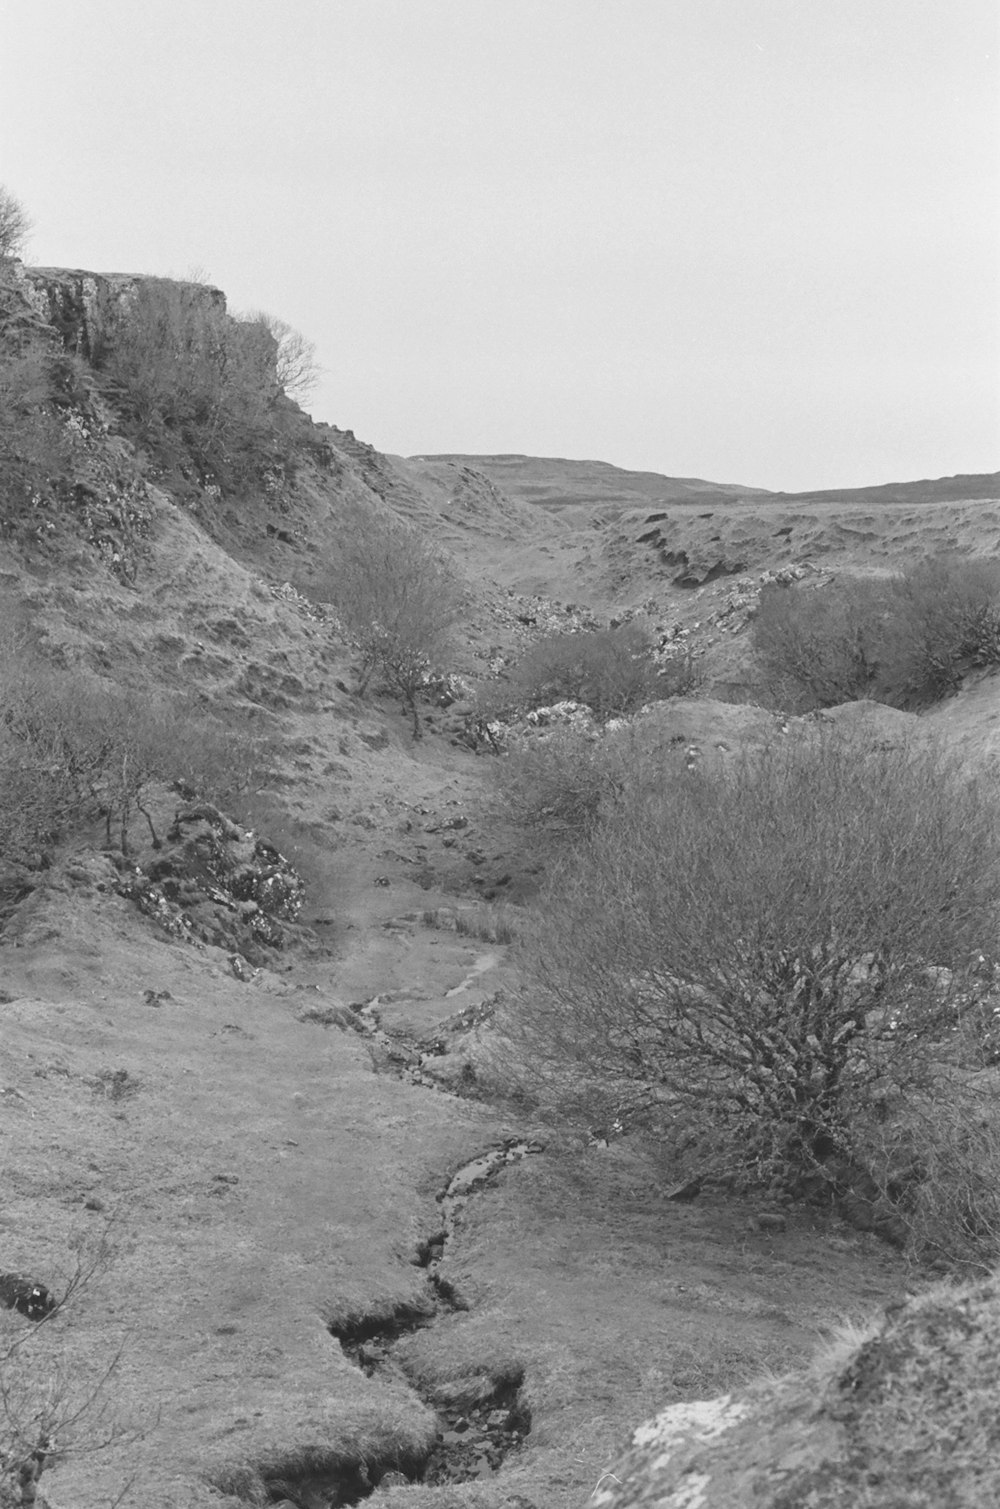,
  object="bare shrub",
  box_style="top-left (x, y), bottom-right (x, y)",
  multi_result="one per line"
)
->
top-left (494, 728), bottom-right (623, 843)
top-left (1, 1223), bottom-right (135, 1507)
top-left (481, 623), bottom-right (668, 725)
top-left (100, 279), bottom-right (289, 491)
top-left (891, 554), bottom-right (1000, 703)
top-left (755, 554), bottom-right (1000, 712)
top-left (753, 575), bottom-right (894, 710)
top-left (0, 186), bottom-right (31, 262)
top-left (511, 734), bottom-right (1000, 1198)
top-left (240, 310), bottom-right (319, 401)
top-left (0, 626), bottom-right (267, 863)
top-left (493, 720), bottom-right (682, 848)
top-left (857, 1076), bottom-right (1000, 1273)
top-left (315, 508), bottom-right (463, 738)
